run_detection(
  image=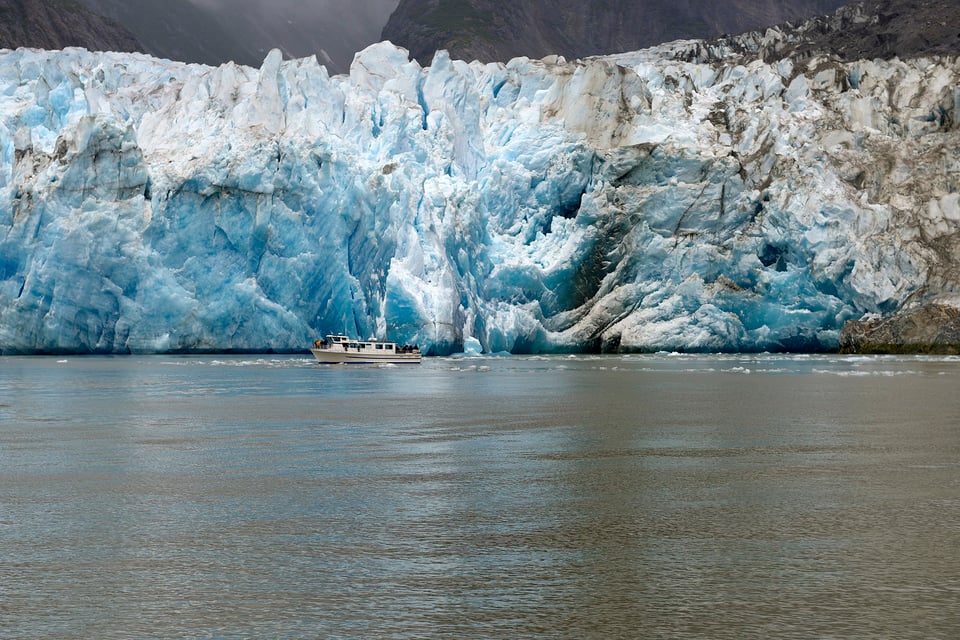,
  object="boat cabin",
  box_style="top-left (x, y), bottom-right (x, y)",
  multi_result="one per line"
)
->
top-left (314, 334), bottom-right (419, 355)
